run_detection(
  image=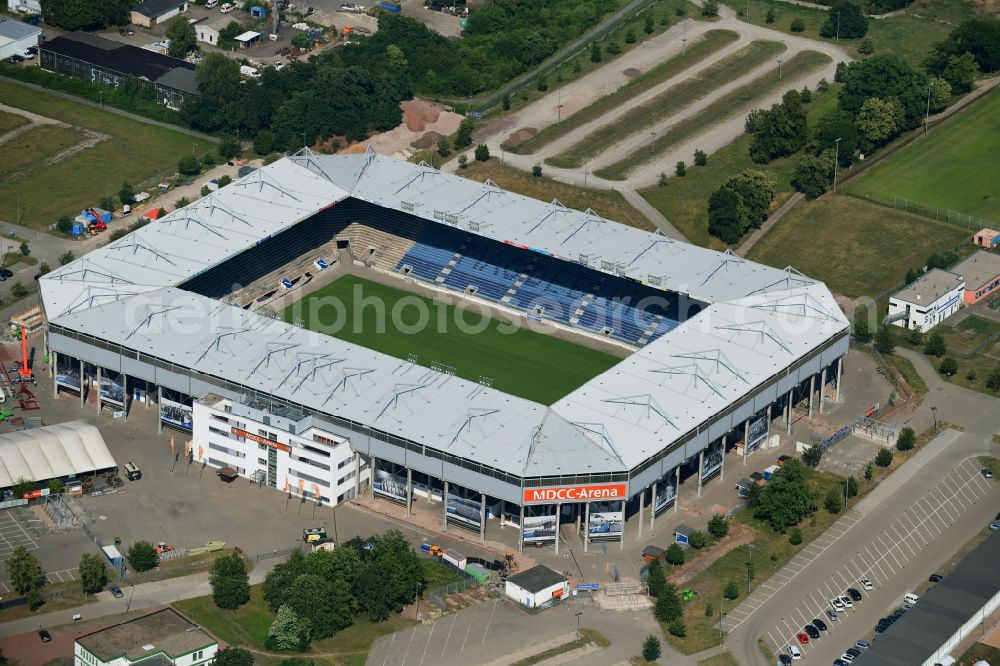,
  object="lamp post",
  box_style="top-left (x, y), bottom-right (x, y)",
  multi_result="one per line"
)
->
top-left (415, 581), bottom-right (420, 620)
top-left (575, 610), bottom-right (583, 639)
top-left (777, 55), bottom-right (783, 79)
top-left (746, 543), bottom-right (755, 592)
top-left (836, 11), bottom-right (841, 41)
top-left (650, 112), bottom-right (657, 154)
top-left (925, 81), bottom-right (934, 136)
top-left (931, 406), bottom-right (939, 431)
top-left (833, 137), bottom-right (842, 192)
